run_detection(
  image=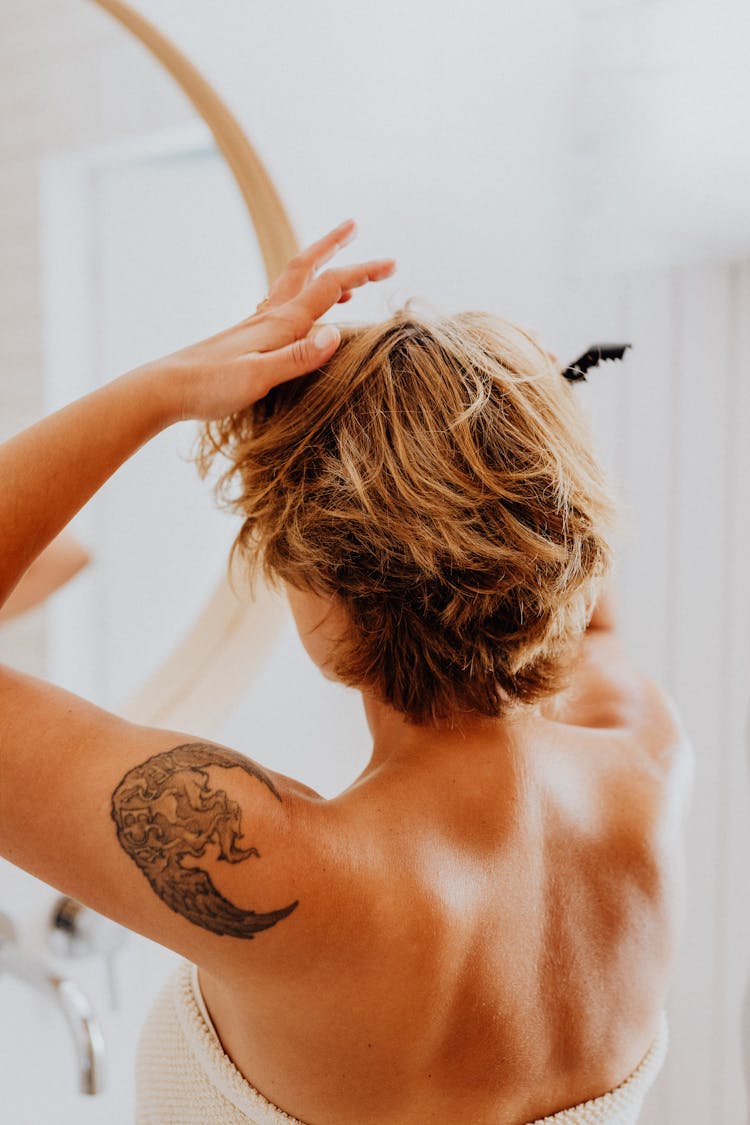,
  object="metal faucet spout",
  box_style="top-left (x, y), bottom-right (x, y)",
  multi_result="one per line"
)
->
top-left (52, 972), bottom-right (106, 1095)
top-left (0, 932), bottom-right (105, 1095)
